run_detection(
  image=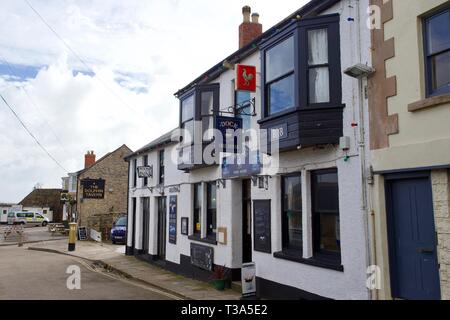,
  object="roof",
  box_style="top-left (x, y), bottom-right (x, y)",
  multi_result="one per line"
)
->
top-left (124, 128), bottom-right (178, 161)
top-left (77, 144), bottom-right (132, 175)
top-left (19, 189), bottom-right (62, 209)
top-left (0, 203), bottom-right (14, 207)
top-left (174, 0), bottom-right (340, 98)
